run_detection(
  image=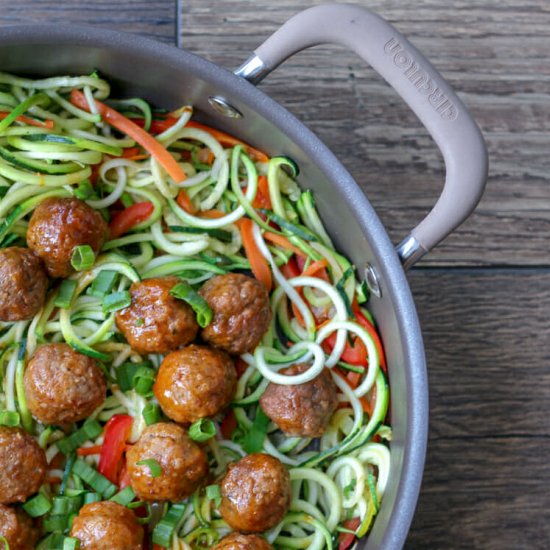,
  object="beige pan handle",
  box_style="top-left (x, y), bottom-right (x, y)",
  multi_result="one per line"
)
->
top-left (235, 3), bottom-right (488, 268)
